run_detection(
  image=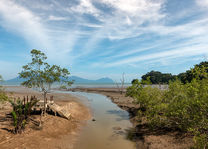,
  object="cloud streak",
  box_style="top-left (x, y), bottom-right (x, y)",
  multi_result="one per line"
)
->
top-left (100, 44), bottom-right (208, 67)
top-left (0, 0), bottom-right (208, 81)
